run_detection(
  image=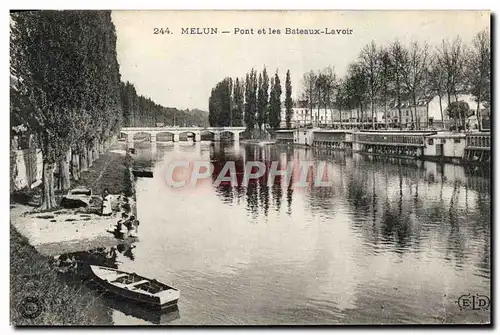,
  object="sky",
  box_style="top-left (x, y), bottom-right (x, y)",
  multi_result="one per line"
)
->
top-left (111, 10), bottom-right (489, 111)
